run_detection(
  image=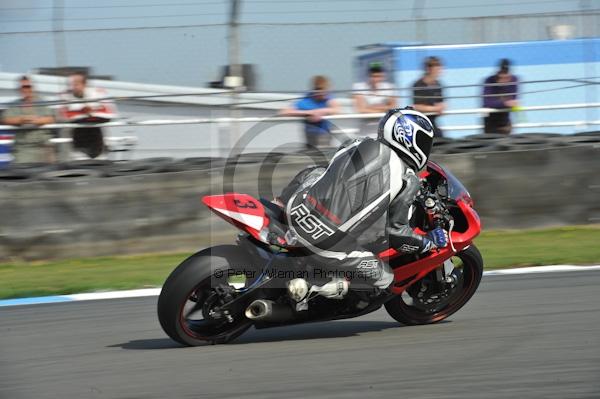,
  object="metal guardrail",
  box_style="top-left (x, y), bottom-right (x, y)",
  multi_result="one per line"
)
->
top-left (0, 102), bottom-right (599, 131)
top-left (0, 136), bottom-right (137, 149)
top-left (0, 102), bottom-right (598, 161)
